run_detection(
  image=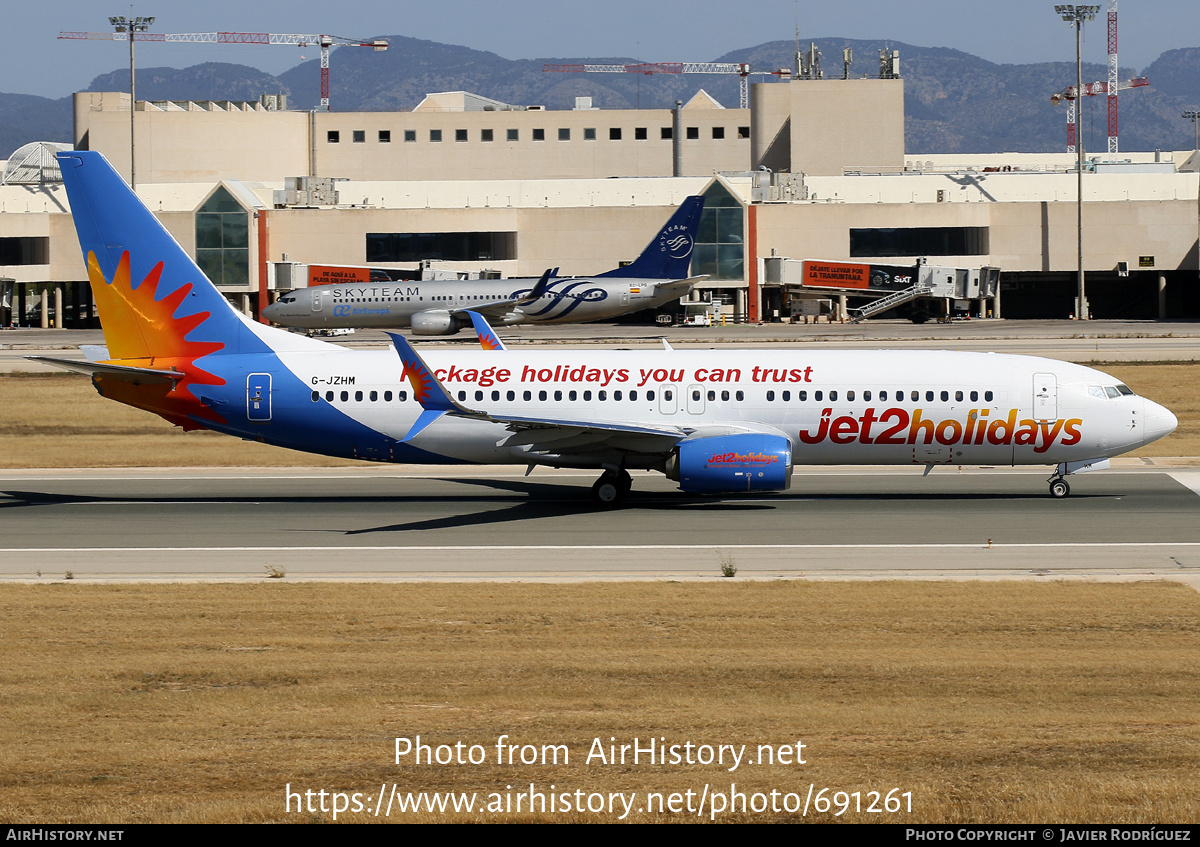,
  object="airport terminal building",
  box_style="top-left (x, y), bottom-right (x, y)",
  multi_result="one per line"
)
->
top-left (2, 73), bottom-right (1198, 327)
